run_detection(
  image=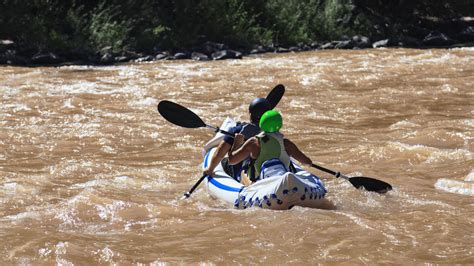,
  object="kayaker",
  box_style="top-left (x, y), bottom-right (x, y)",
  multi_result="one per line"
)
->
top-left (202, 97), bottom-right (271, 181)
top-left (228, 110), bottom-right (313, 184)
